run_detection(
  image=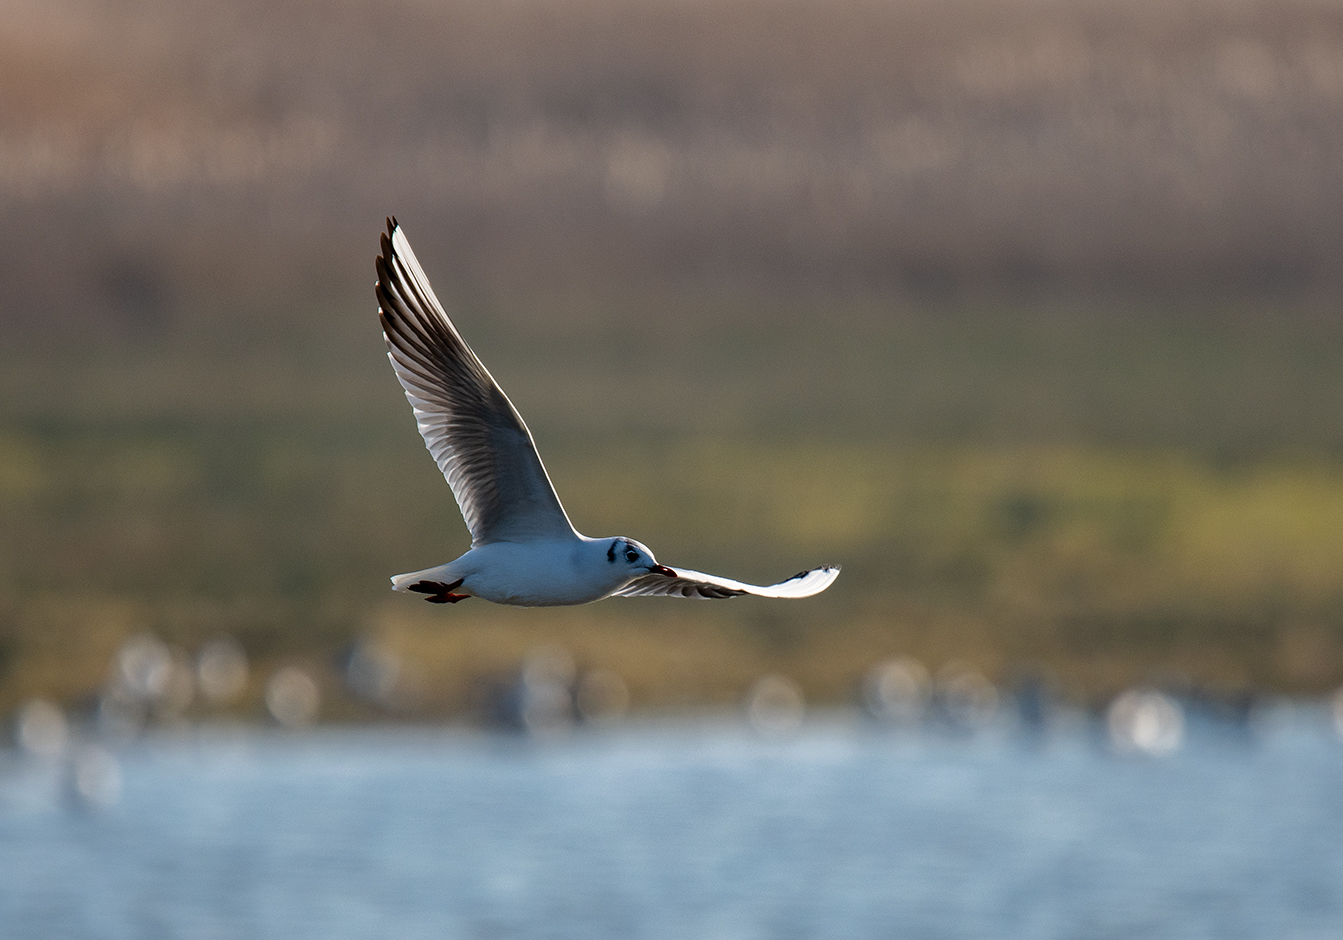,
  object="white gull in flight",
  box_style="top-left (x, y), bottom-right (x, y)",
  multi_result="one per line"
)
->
top-left (376, 218), bottom-right (840, 607)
